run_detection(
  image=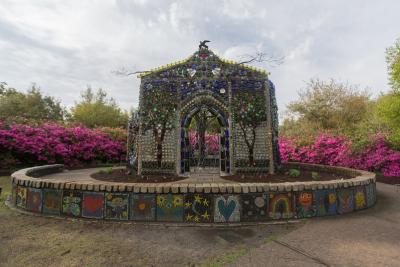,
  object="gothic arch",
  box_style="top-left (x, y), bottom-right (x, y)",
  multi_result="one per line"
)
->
top-left (179, 93), bottom-right (230, 174)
